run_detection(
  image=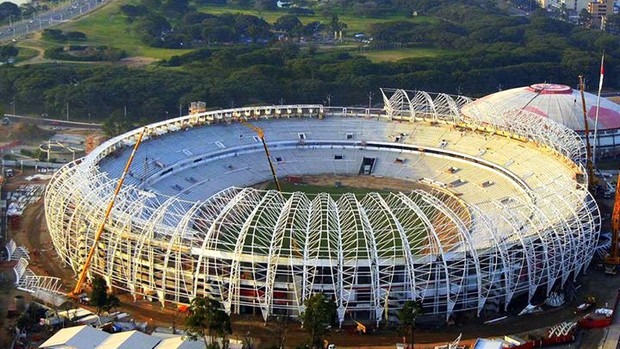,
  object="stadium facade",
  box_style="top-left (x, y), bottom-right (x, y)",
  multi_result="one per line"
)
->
top-left (45, 89), bottom-right (600, 326)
